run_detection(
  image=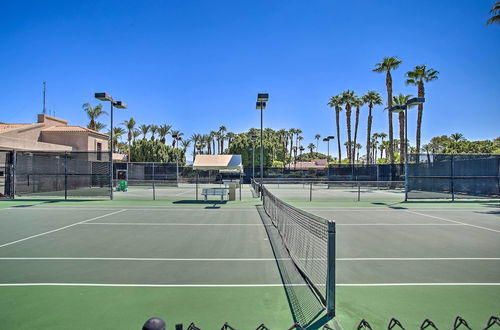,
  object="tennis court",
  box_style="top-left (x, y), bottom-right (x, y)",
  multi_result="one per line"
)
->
top-left (1, 184), bottom-right (499, 329)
